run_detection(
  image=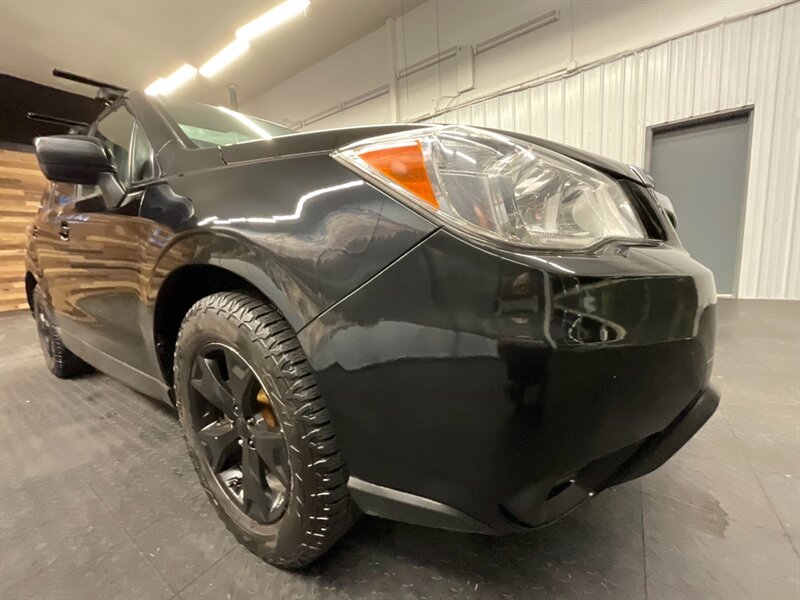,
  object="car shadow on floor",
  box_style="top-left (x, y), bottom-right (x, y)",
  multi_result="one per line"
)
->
top-left (304, 484), bottom-right (647, 598)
